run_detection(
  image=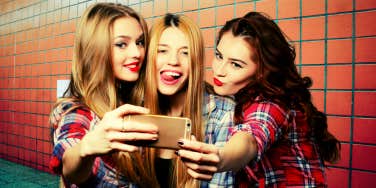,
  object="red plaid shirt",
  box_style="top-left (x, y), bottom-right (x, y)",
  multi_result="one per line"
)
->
top-left (49, 101), bottom-right (135, 187)
top-left (230, 99), bottom-right (326, 188)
